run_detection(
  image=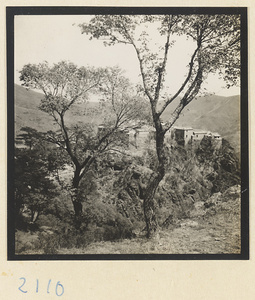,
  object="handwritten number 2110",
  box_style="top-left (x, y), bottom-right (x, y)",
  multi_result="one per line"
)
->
top-left (18, 278), bottom-right (64, 296)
